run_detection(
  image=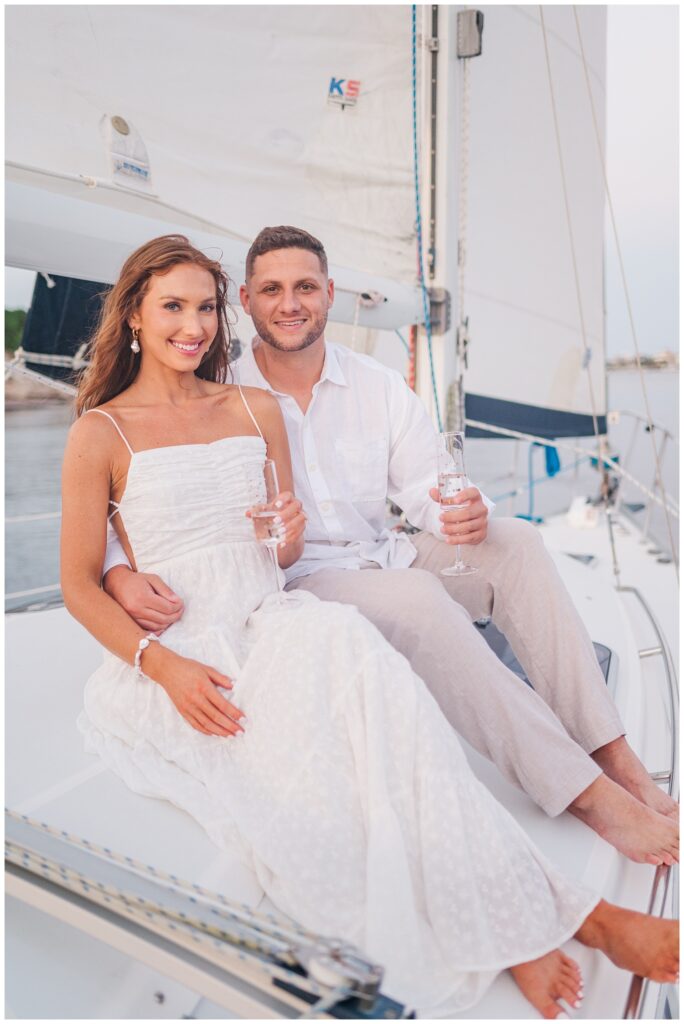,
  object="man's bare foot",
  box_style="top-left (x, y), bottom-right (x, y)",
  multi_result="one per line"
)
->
top-left (569, 774), bottom-right (679, 865)
top-left (576, 900), bottom-right (679, 983)
top-left (592, 737), bottom-right (679, 819)
top-left (510, 950), bottom-right (583, 1019)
